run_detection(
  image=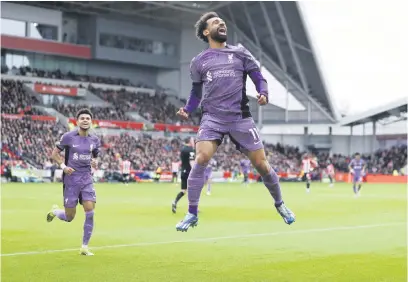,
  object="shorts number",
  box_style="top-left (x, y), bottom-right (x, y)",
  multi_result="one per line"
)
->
top-left (249, 128), bottom-right (260, 142)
